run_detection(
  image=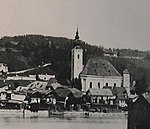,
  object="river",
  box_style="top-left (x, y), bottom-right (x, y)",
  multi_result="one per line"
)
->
top-left (0, 116), bottom-right (127, 129)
